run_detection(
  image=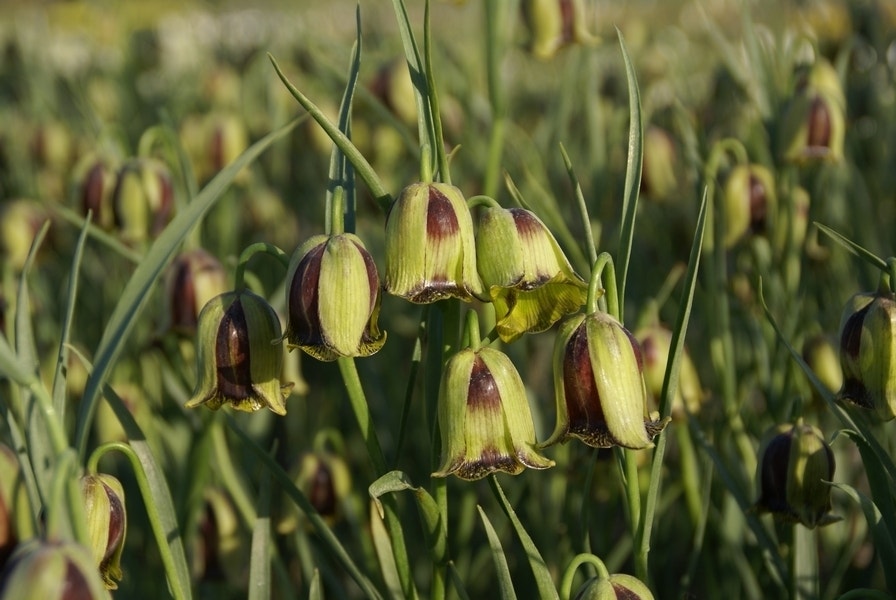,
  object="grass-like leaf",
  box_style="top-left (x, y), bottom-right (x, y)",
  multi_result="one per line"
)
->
top-left (814, 222), bottom-right (887, 271)
top-left (369, 470), bottom-right (447, 563)
top-left (477, 505), bottom-right (517, 600)
top-left (830, 481), bottom-right (896, 592)
top-left (74, 119), bottom-right (299, 461)
top-left (488, 476), bottom-right (559, 600)
top-left (615, 27), bottom-right (644, 324)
